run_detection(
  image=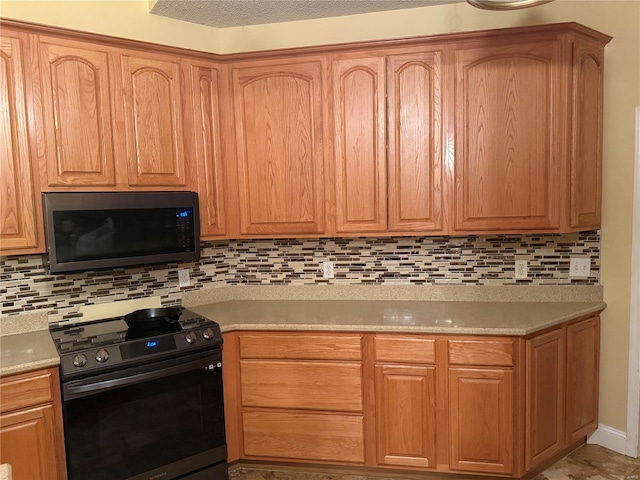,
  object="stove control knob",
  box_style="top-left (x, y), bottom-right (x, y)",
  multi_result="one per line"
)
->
top-left (95, 348), bottom-right (109, 363)
top-left (72, 353), bottom-right (87, 367)
top-left (185, 332), bottom-right (197, 344)
top-left (202, 328), bottom-right (215, 340)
